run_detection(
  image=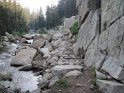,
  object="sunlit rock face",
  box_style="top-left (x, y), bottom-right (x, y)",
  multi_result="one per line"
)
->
top-left (75, 0), bottom-right (124, 92)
